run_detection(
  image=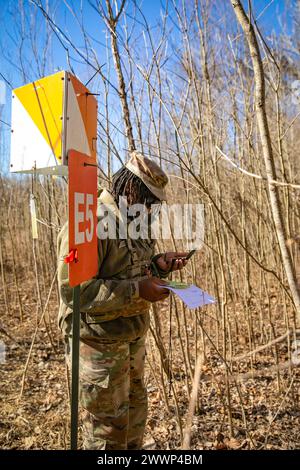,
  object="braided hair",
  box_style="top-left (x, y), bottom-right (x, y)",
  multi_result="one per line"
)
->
top-left (111, 166), bottom-right (159, 207)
